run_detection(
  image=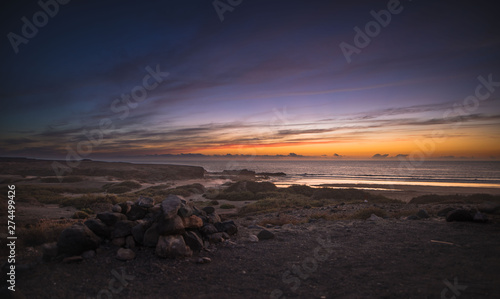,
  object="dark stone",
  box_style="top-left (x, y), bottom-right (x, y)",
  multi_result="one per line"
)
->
top-left (206, 212), bottom-right (221, 224)
top-left (202, 206), bottom-right (215, 214)
top-left (208, 232), bottom-right (229, 243)
top-left (158, 215), bottom-right (185, 235)
top-left (136, 196), bottom-right (155, 208)
top-left (156, 235), bottom-right (192, 258)
top-left (118, 202), bottom-right (131, 214)
top-left (437, 207), bottom-right (455, 217)
top-left (214, 221), bottom-right (238, 235)
top-left (406, 215), bottom-right (419, 220)
top-left (417, 209), bottom-right (430, 219)
top-left (200, 224), bottom-right (218, 236)
top-left (96, 212), bottom-right (127, 226)
top-left (126, 205), bottom-right (148, 221)
top-left (42, 242), bottom-right (58, 261)
top-left (143, 224), bottom-right (159, 247)
top-left (183, 231), bottom-right (204, 252)
top-left (57, 223), bottom-right (101, 256)
top-left (112, 220), bottom-right (136, 238)
top-left (131, 221), bottom-right (149, 244)
top-left (473, 212), bottom-right (488, 223)
top-left (446, 209), bottom-right (473, 222)
top-left (161, 195), bottom-right (182, 219)
top-left (84, 218), bottom-right (111, 239)
top-left (178, 203), bottom-right (194, 218)
top-left (257, 229), bottom-right (275, 240)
